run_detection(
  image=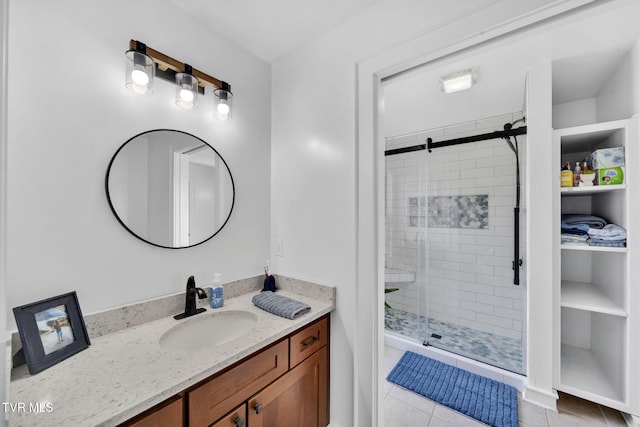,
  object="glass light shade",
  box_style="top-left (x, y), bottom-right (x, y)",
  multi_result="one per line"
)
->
top-left (125, 50), bottom-right (155, 95)
top-left (175, 73), bottom-right (199, 110)
top-left (213, 88), bottom-right (233, 121)
top-left (439, 69), bottom-right (476, 94)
